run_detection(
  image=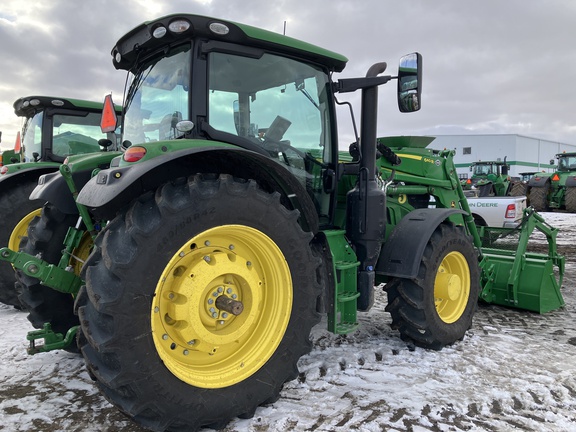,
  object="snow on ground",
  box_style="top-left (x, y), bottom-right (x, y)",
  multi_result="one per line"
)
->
top-left (1, 213), bottom-right (576, 431)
